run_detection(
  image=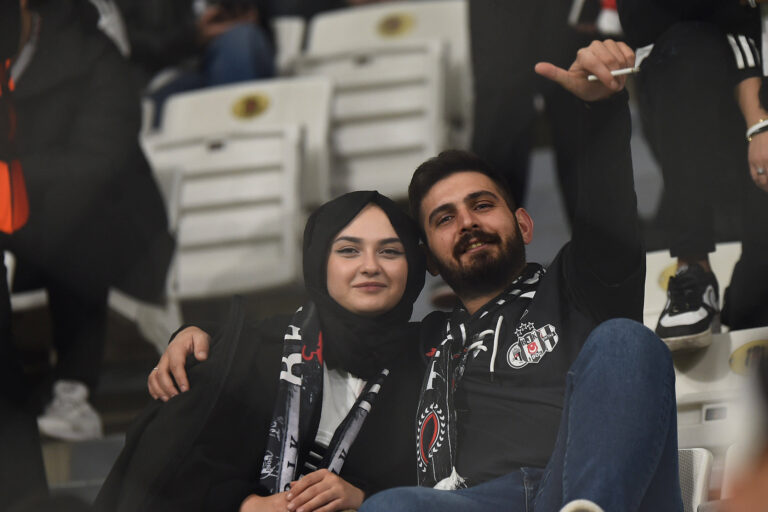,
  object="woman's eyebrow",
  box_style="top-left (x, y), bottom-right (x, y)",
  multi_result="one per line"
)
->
top-left (333, 236), bottom-right (362, 244)
top-left (378, 237), bottom-right (402, 245)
